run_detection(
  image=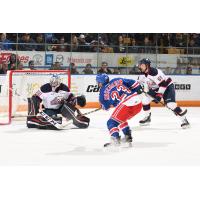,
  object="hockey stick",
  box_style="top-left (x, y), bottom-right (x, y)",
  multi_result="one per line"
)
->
top-left (60, 107), bottom-right (102, 129)
top-left (78, 107), bottom-right (101, 116)
top-left (38, 107), bottom-right (102, 130)
top-left (143, 91), bottom-right (187, 116)
top-left (39, 111), bottom-right (64, 129)
top-left (143, 91), bottom-right (174, 112)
